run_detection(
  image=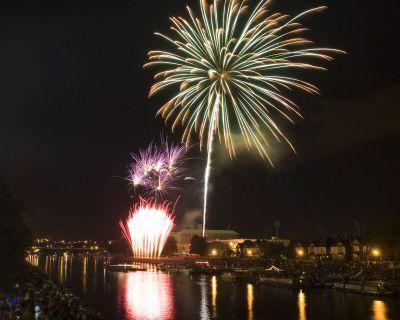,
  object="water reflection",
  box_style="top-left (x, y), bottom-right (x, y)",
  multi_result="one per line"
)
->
top-left (45, 255), bottom-right (49, 273)
top-left (247, 284), bottom-right (254, 320)
top-left (82, 256), bottom-right (88, 293)
top-left (199, 275), bottom-right (210, 320)
top-left (103, 267), bottom-right (107, 289)
top-left (211, 276), bottom-right (217, 319)
top-left (298, 290), bottom-right (307, 320)
top-left (50, 256), bottom-right (55, 277)
top-left (26, 254), bottom-right (38, 266)
top-left (123, 270), bottom-right (174, 320)
top-left (372, 300), bottom-right (388, 320)
top-left (30, 255), bottom-right (398, 320)
top-left (93, 257), bottom-right (98, 290)
top-left (59, 256), bottom-right (65, 284)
